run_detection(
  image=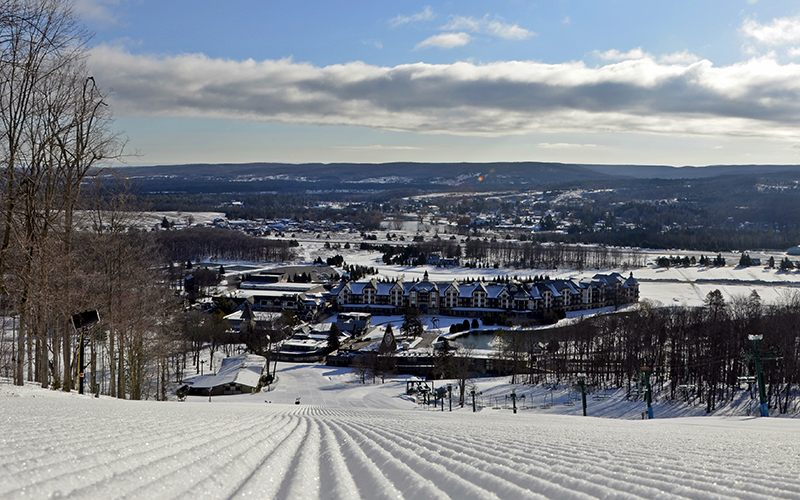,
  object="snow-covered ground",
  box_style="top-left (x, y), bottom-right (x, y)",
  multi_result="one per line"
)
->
top-left (3, 364), bottom-right (800, 499)
top-left (5, 234), bottom-right (799, 498)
